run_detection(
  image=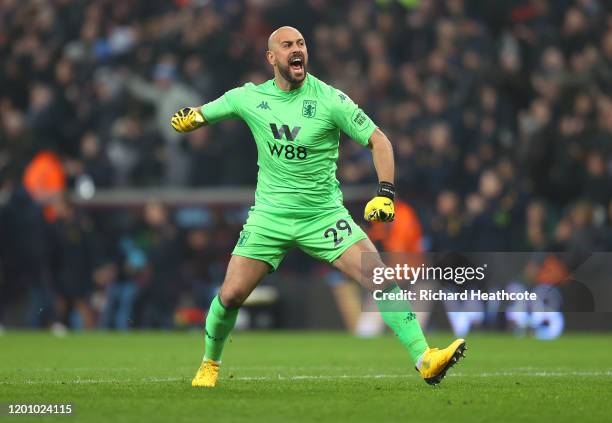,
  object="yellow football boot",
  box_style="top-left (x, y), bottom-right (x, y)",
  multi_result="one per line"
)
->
top-left (191, 359), bottom-right (220, 388)
top-left (418, 339), bottom-right (466, 385)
